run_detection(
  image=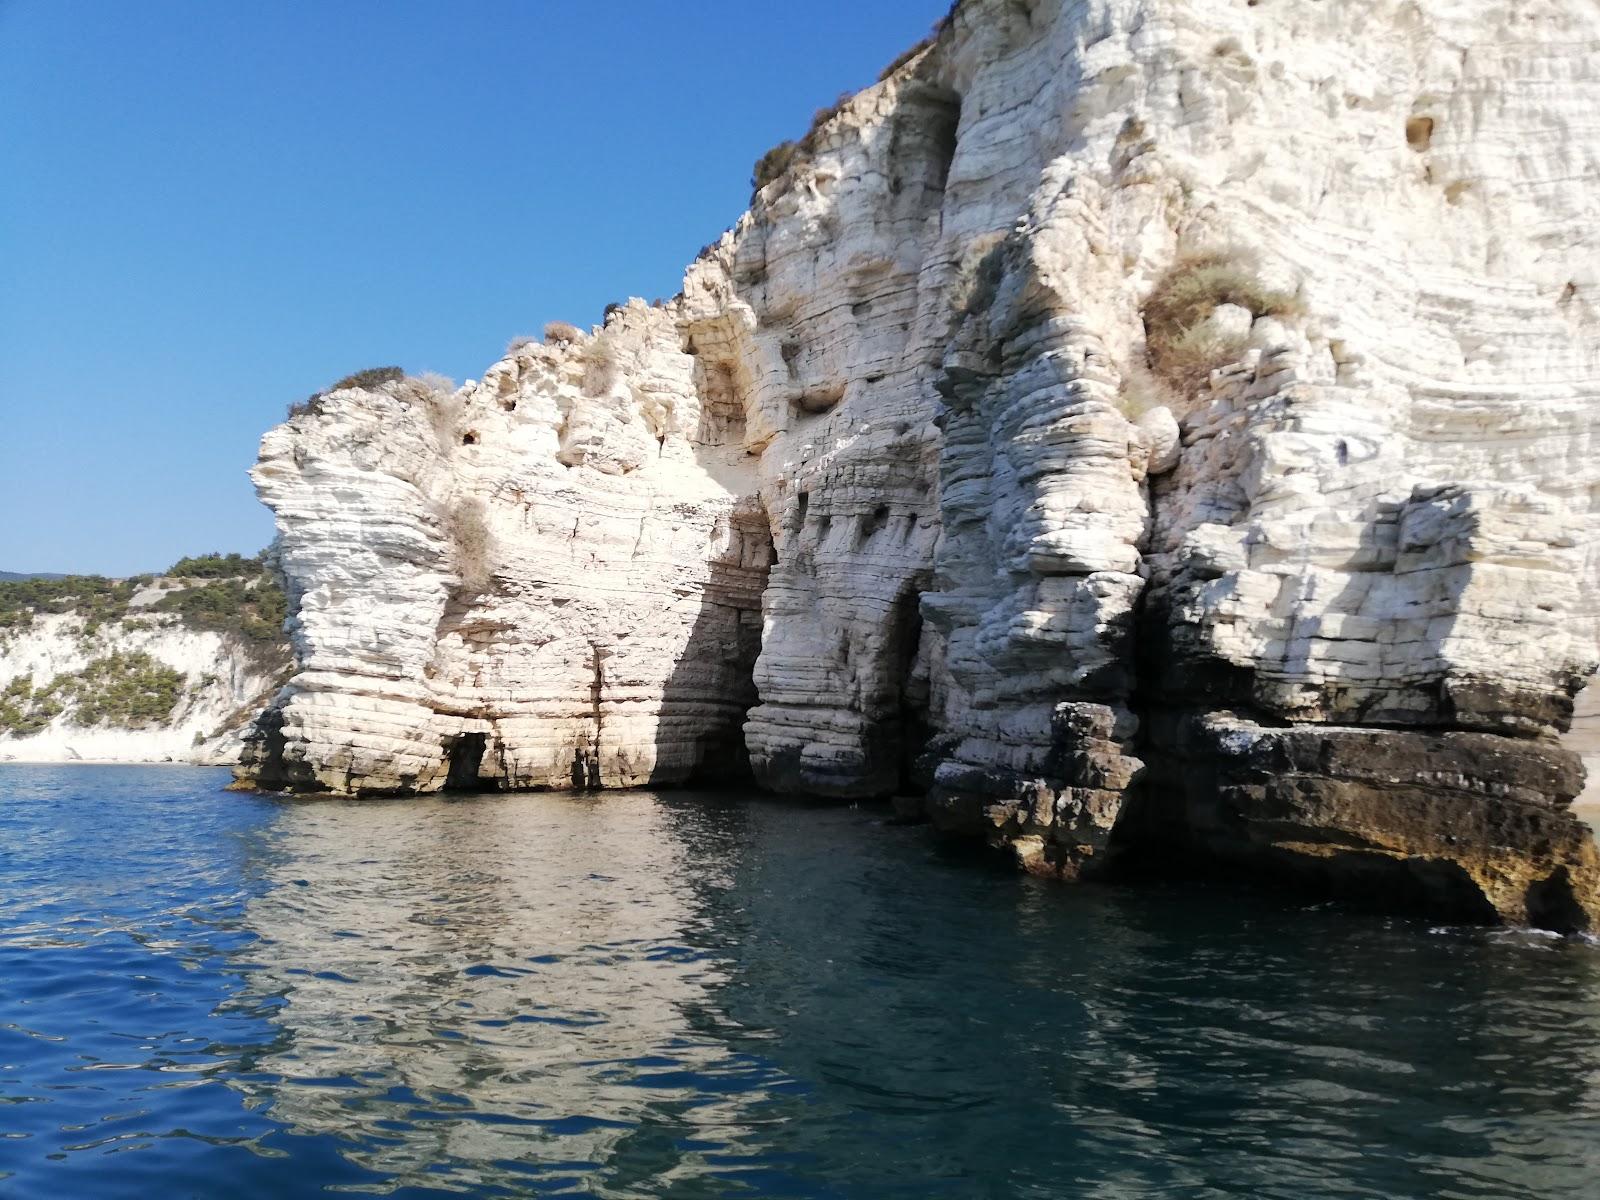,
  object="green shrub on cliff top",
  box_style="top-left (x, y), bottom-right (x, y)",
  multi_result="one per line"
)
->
top-left (330, 366), bottom-right (405, 392)
top-left (749, 94), bottom-right (855, 201)
top-left (152, 576), bottom-right (288, 644)
top-left (167, 551), bottom-right (263, 578)
top-left (0, 554), bottom-right (285, 644)
top-left (751, 140), bottom-right (800, 195)
top-left (0, 576), bottom-right (143, 634)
